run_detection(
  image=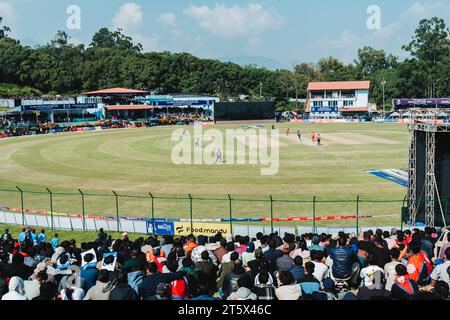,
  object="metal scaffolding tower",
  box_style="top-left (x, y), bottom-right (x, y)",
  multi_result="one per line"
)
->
top-left (407, 129), bottom-right (417, 225)
top-left (425, 131), bottom-right (436, 227)
top-left (407, 110), bottom-right (449, 227)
